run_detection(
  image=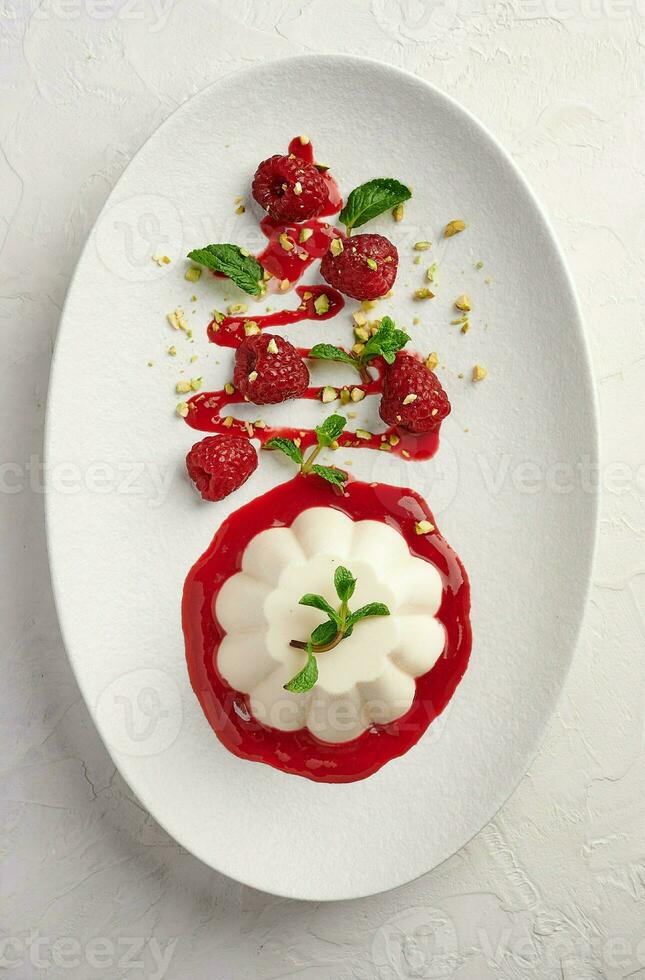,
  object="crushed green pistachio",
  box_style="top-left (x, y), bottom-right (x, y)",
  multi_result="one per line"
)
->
top-left (415, 520), bottom-right (435, 534)
top-left (314, 294), bottom-right (330, 315)
top-left (321, 386), bottom-right (338, 404)
top-left (444, 219), bottom-right (466, 238)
